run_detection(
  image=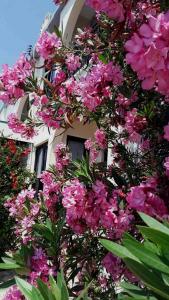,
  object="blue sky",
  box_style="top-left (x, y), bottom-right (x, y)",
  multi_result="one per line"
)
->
top-left (0, 0), bottom-right (56, 69)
